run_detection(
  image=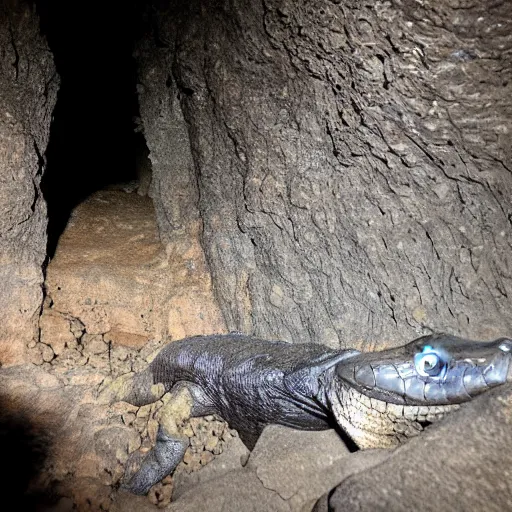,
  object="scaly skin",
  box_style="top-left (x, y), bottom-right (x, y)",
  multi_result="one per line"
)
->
top-left (99, 332), bottom-right (512, 495)
top-left (329, 333), bottom-right (512, 447)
